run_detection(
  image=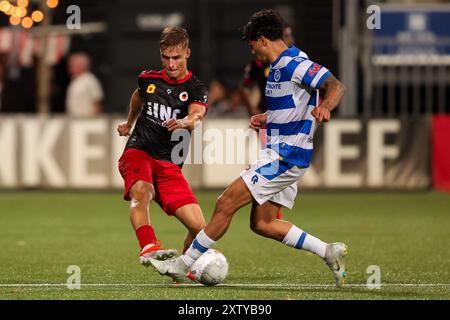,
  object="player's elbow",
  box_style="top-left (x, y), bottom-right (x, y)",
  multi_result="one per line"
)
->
top-left (197, 112), bottom-right (206, 123)
top-left (332, 78), bottom-right (346, 107)
top-left (330, 76), bottom-right (346, 95)
top-left (192, 112), bottom-right (206, 129)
